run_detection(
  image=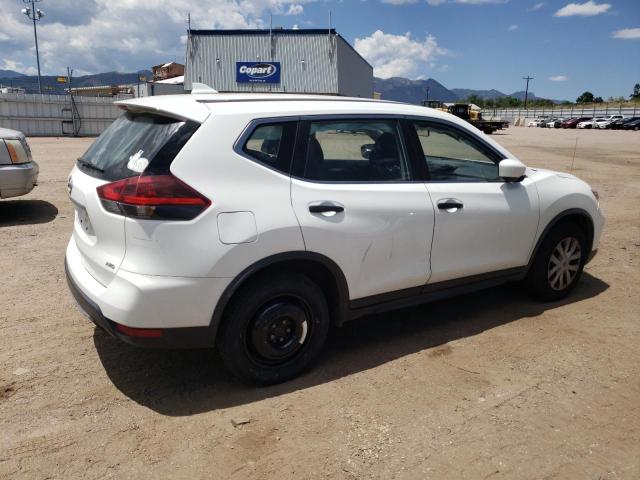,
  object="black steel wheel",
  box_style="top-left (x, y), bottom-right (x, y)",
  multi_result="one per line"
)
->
top-left (218, 272), bottom-right (329, 385)
top-left (246, 296), bottom-right (312, 366)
